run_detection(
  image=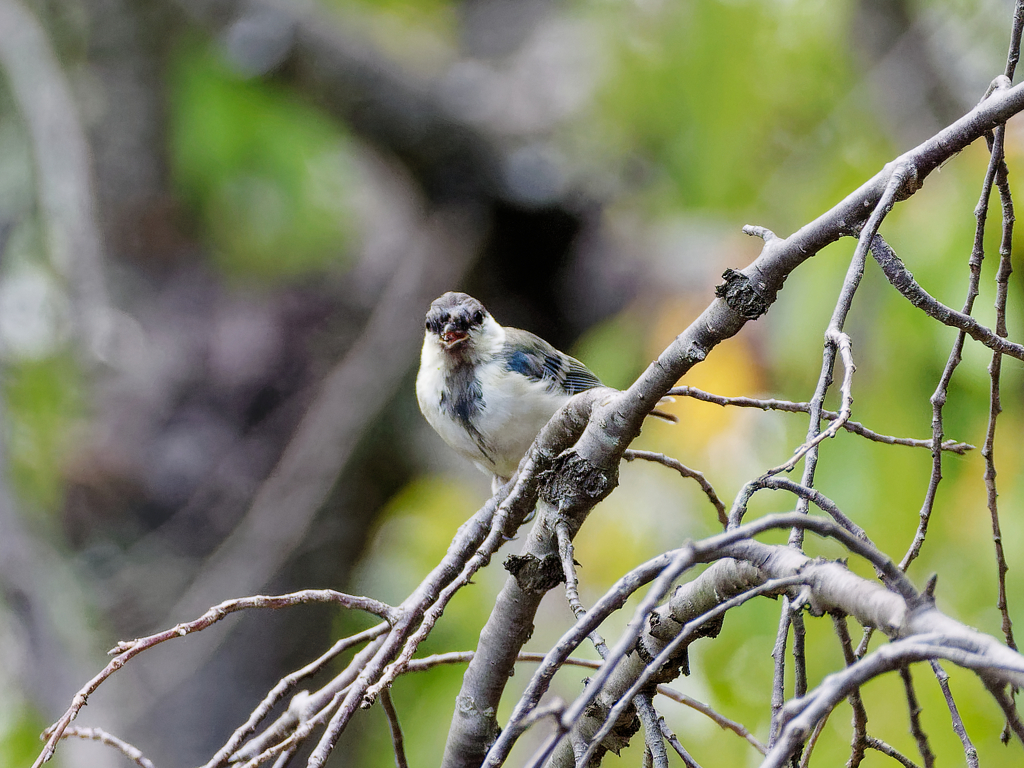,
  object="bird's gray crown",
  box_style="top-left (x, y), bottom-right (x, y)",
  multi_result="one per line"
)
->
top-left (425, 292), bottom-right (488, 335)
